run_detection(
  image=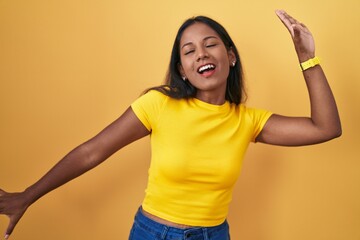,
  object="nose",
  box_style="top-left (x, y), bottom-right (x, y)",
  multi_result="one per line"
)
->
top-left (196, 46), bottom-right (209, 62)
